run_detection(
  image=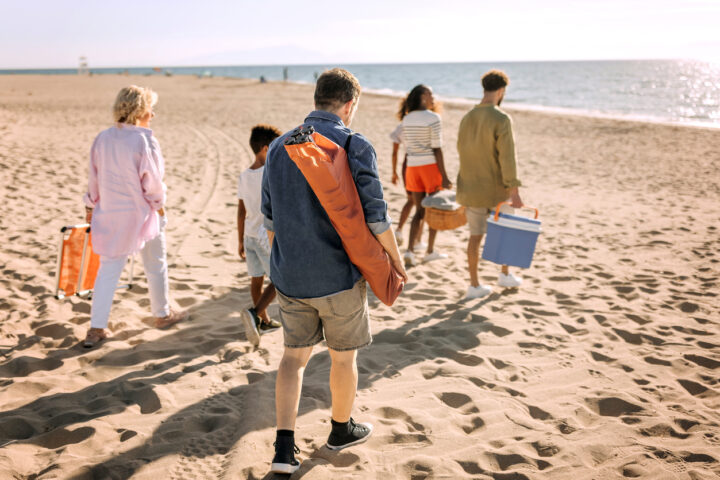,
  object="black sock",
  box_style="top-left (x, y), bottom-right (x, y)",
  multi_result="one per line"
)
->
top-left (331, 419), bottom-right (349, 433)
top-left (277, 429), bottom-right (294, 439)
